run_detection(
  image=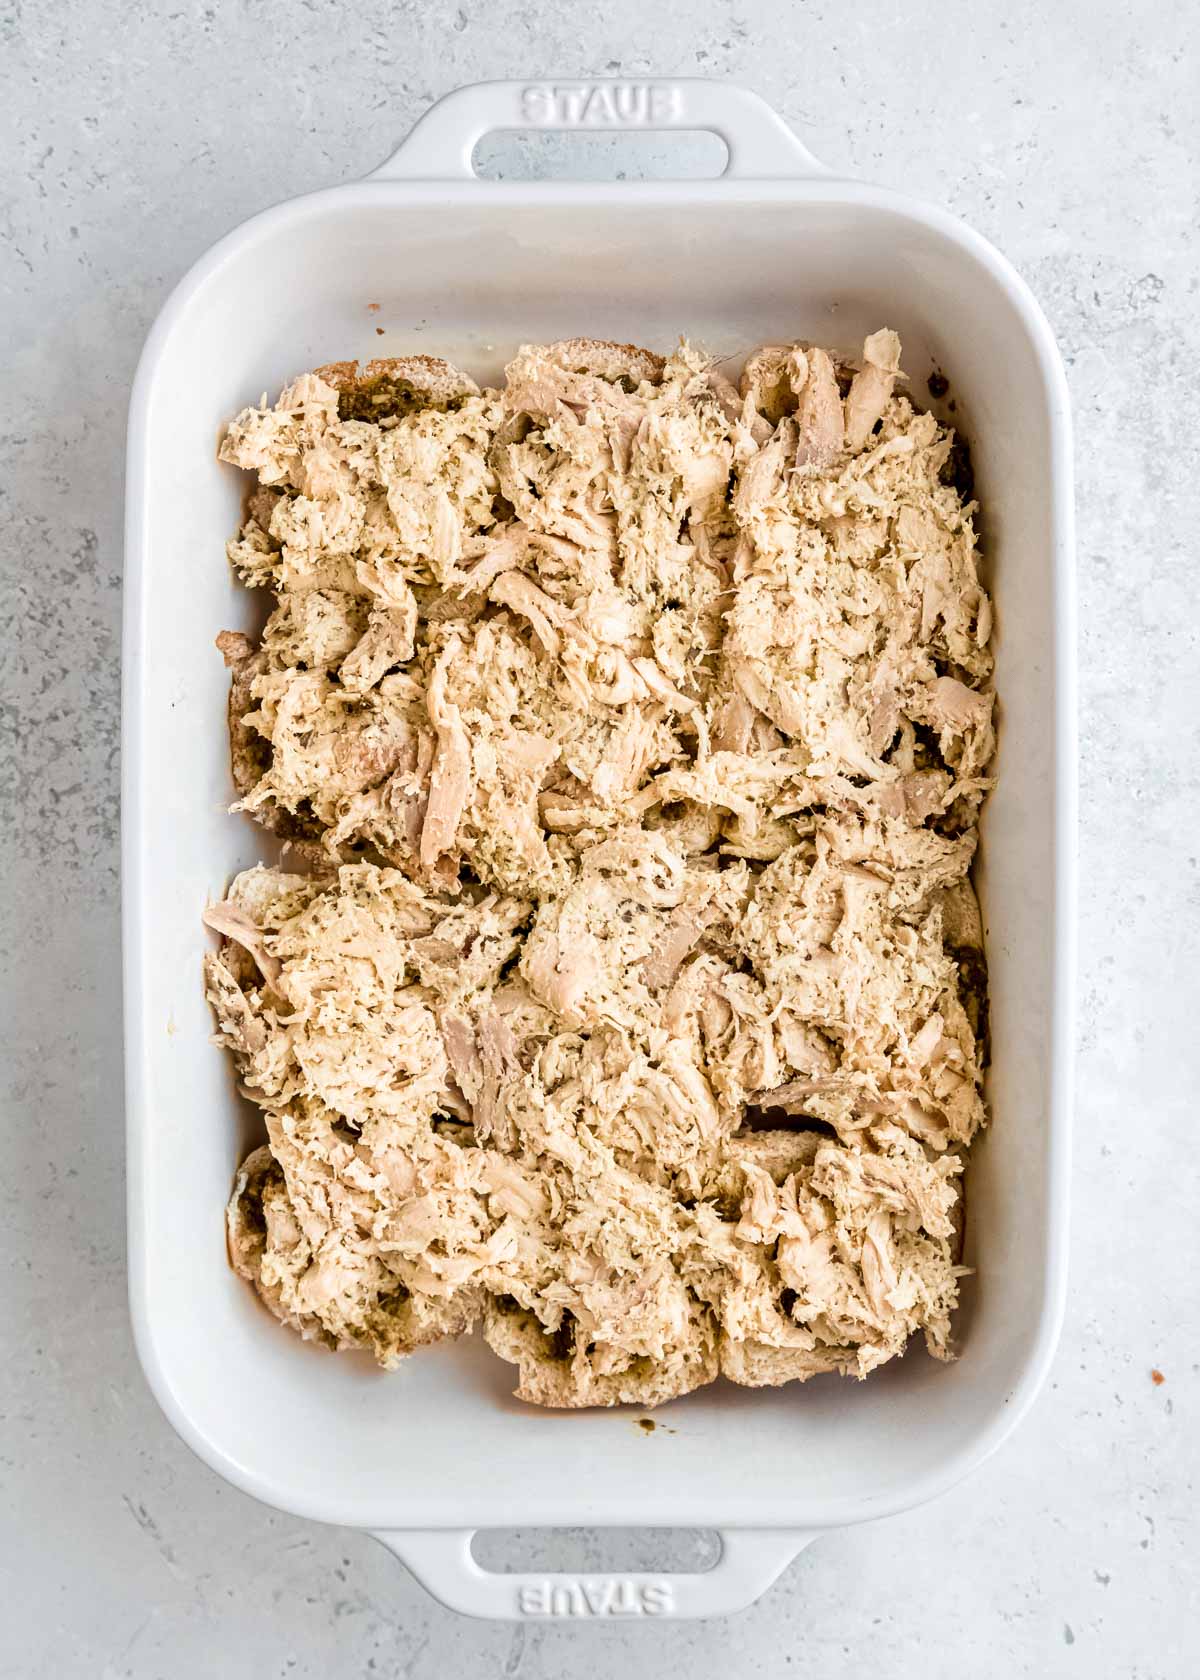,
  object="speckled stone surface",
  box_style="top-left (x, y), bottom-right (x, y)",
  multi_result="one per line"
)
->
top-left (3, 1), bottom-right (1197, 1674)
